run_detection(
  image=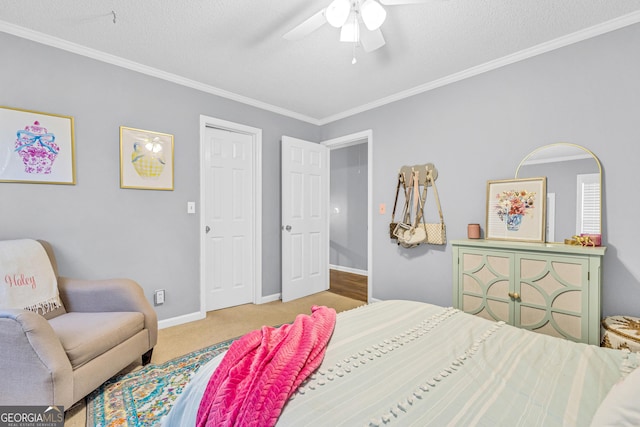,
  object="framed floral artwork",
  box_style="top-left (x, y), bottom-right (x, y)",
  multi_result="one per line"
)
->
top-left (120, 126), bottom-right (174, 190)
top-left (0, 106), bottom-right (76, 184)
top-left (486, 177), bottom-right (546, 242)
